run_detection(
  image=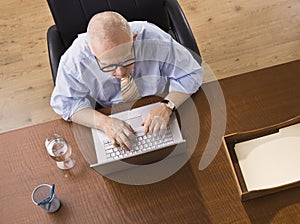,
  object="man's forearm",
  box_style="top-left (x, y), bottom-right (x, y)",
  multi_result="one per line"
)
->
top-left (70, 93), bottom-right (190, 132)
top-left (70, 108), bottom-right (109, 131)
top-left (165, 91), bottom-right (191, 108)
